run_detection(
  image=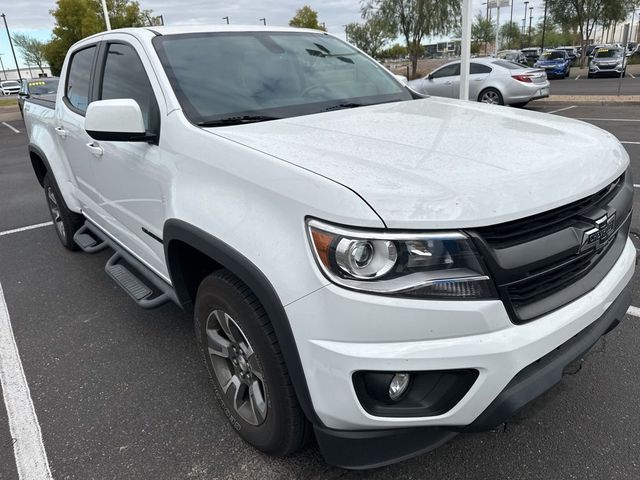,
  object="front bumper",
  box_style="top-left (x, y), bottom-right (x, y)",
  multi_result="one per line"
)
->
top-left (589, 64), bottom-right (625, 76)
top-left (286, 237), bottom-right (635, 466)
top-left (536, 65), bottom-right (567, 77)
